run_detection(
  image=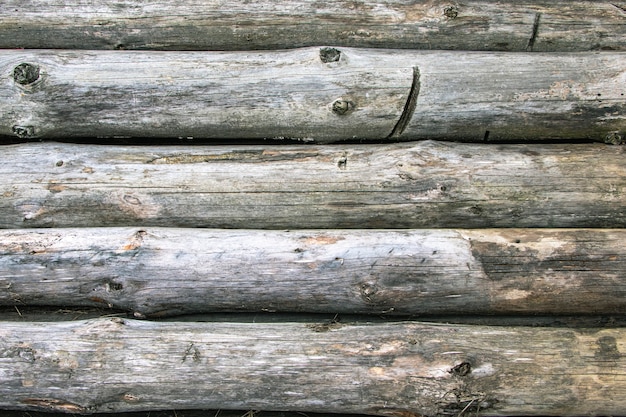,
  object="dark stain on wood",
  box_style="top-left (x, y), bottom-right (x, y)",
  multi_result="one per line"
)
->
top-left (595, 336), bottom-right (621, 360)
